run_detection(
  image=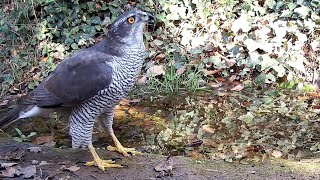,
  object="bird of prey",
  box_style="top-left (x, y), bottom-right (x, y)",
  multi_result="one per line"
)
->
top-left (0, 9), bottom-right (154, 171)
